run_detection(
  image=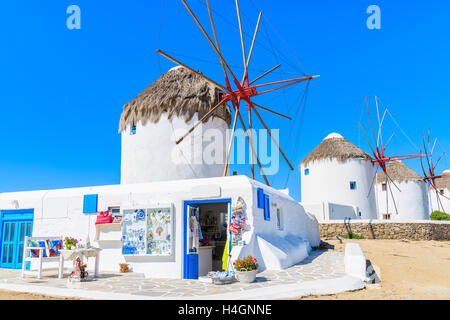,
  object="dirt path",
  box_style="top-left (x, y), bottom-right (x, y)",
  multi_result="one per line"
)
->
top-left (0, 289), bottom-right (79, 300)
top-left (301, 239), bottom-right (450, 300)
